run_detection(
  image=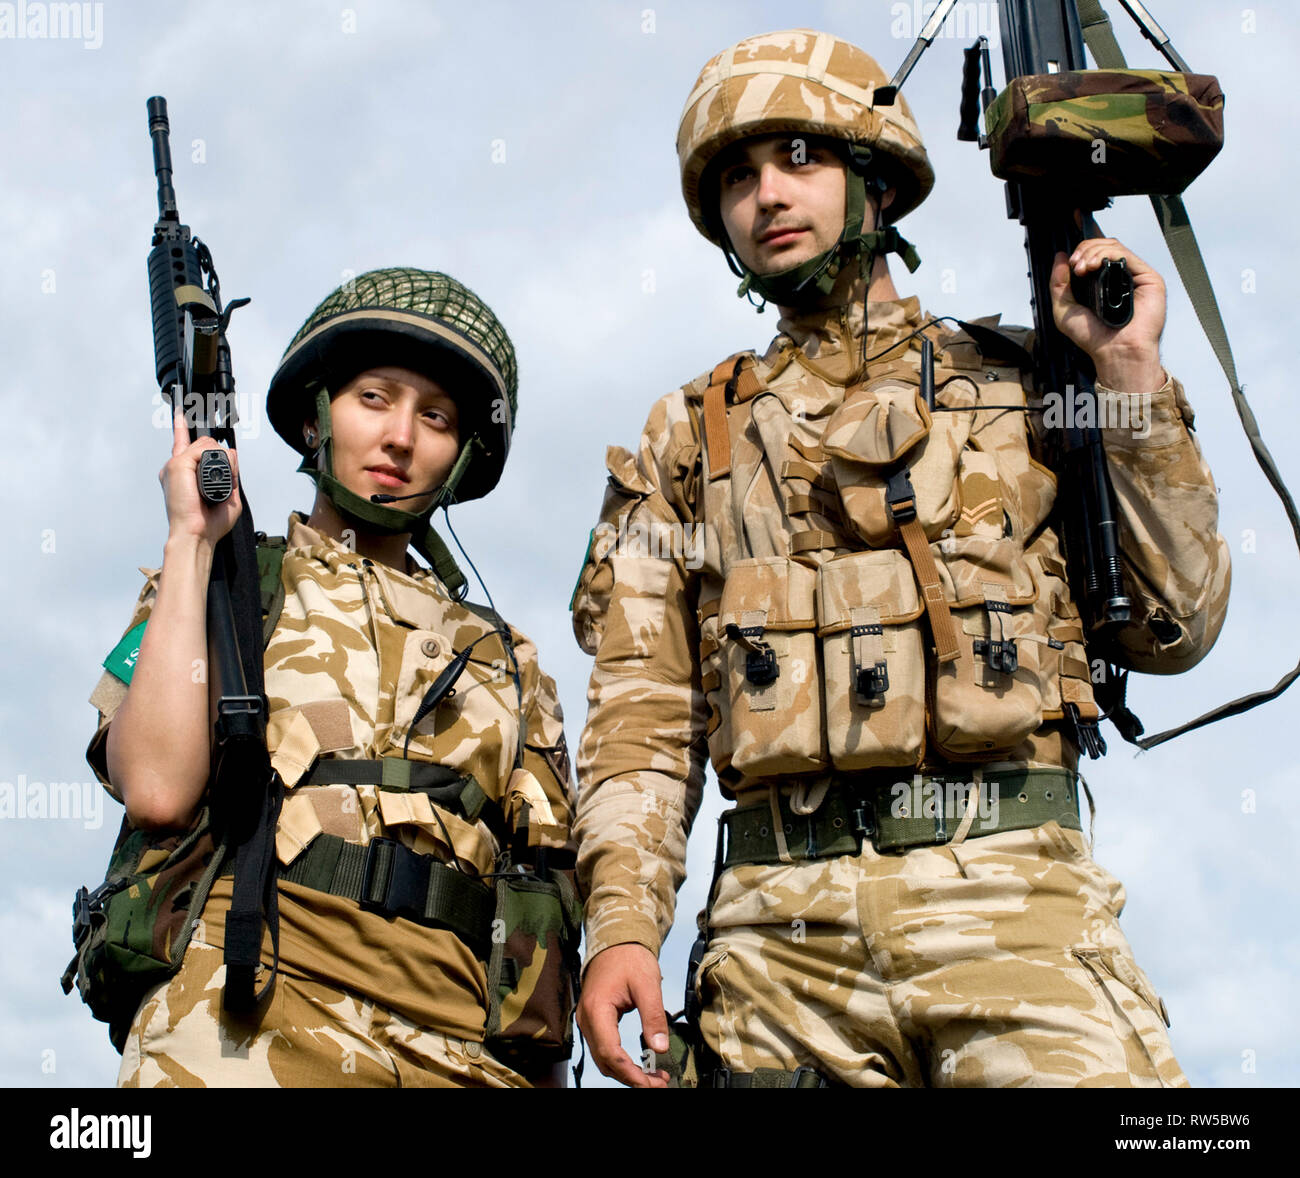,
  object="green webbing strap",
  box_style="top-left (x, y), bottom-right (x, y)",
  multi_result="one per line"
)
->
top-left (1075, 0), bottom-right (1126, 70)
top-left (860, 226), bottom-right (921, 275)
top-left (720, 1068), bottom-right (829, 1089)
top-left (255, 535), bottom-right (287, 645)
top-left (1077, 0), bottom-right (1300, 748)
top-left (722, 769), bottom-right (1079, 866)
top-left (279, 833), bottom-right (494, 959)
top-left (301, 760), bottom-right (505, 838)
